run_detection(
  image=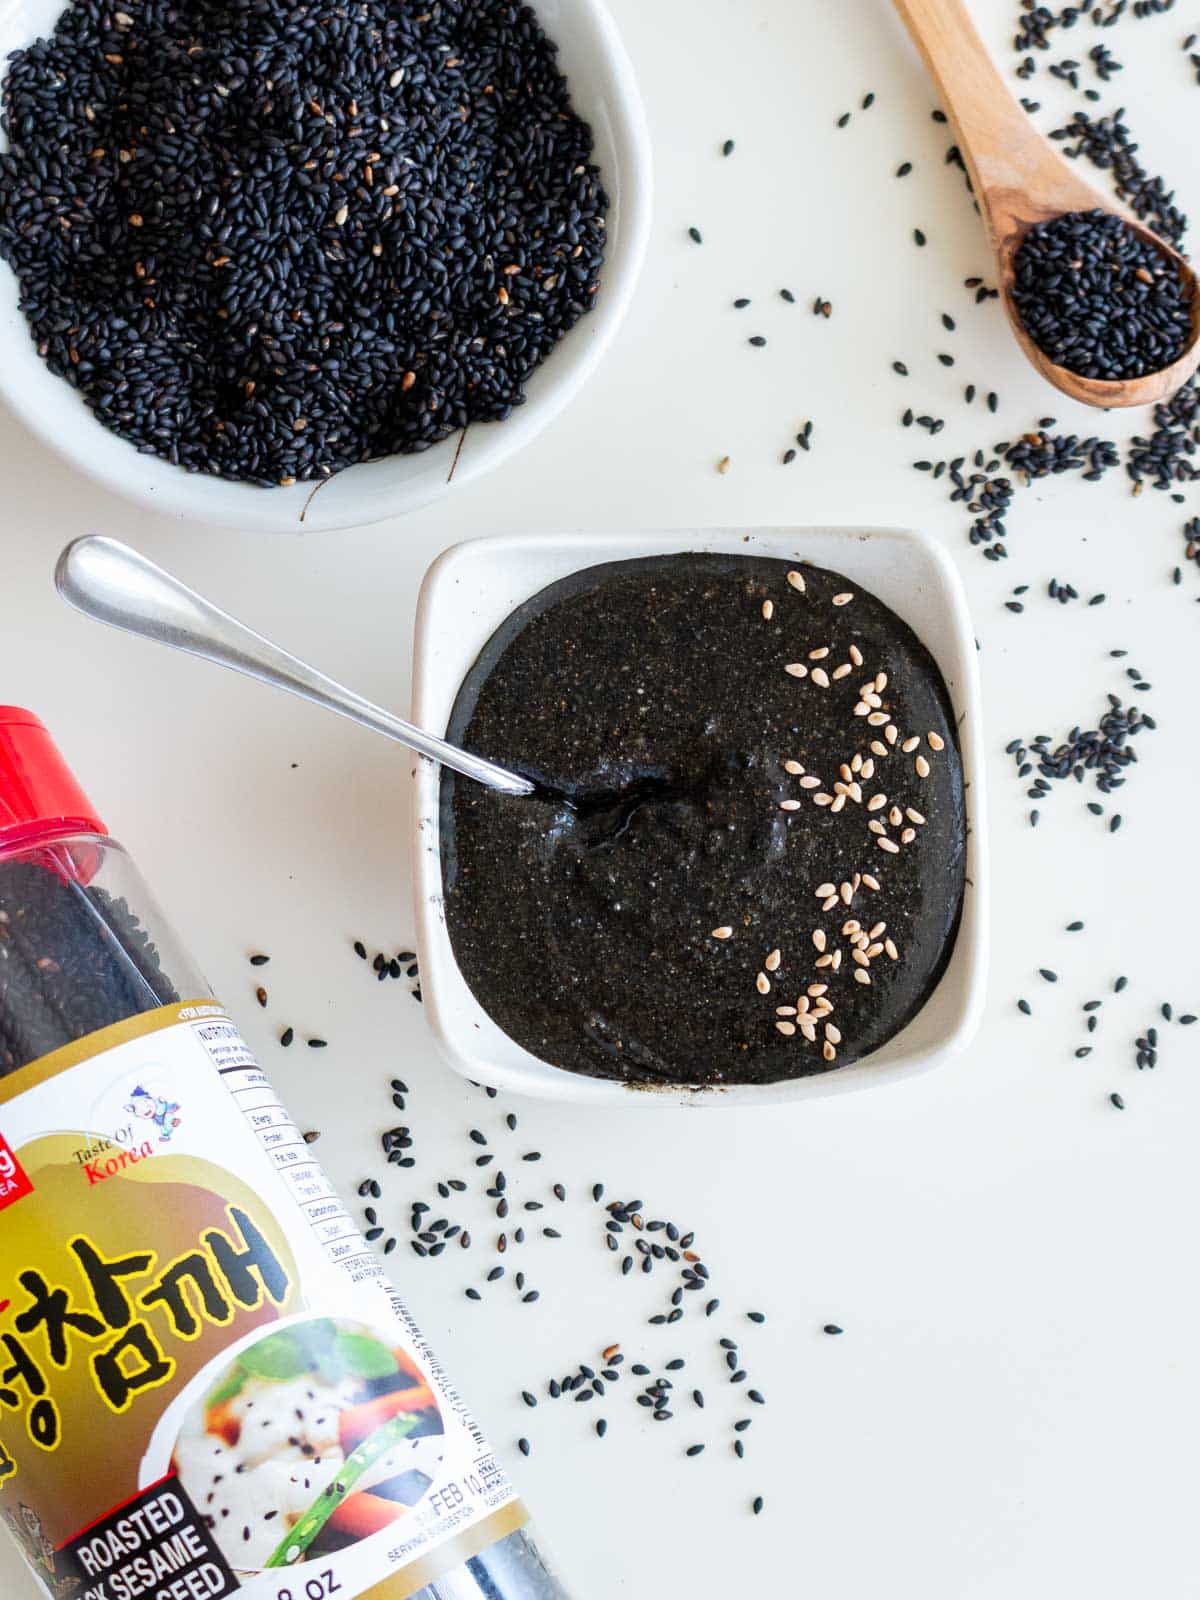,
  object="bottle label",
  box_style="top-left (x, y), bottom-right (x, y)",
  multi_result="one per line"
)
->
top-left (0, 1004), bottom-right (524, 1600)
